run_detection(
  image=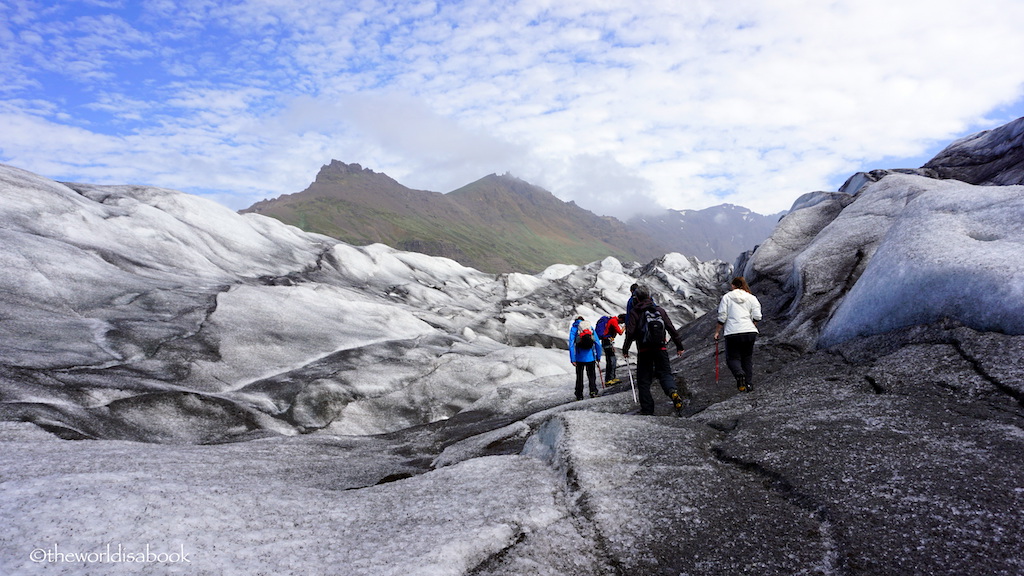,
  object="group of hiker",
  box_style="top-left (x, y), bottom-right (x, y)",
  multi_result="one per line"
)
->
top-left (569, 277), bottom-right (762, 415)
